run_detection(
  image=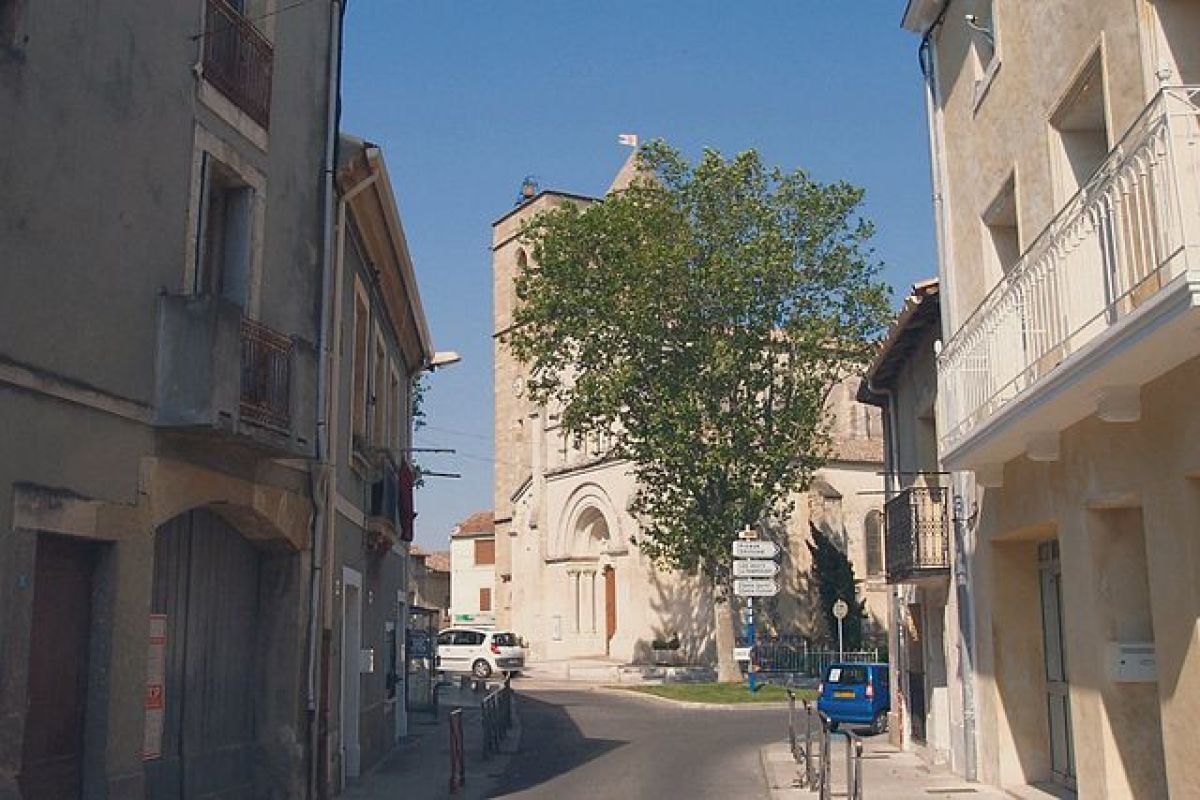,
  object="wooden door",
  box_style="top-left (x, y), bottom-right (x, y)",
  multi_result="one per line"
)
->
top-left (18, 535), bottom-right (99, 800)
top-left (604, 567), bottom-right (617, 651)
top-left (146, 509), bottom-right (261, 800)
